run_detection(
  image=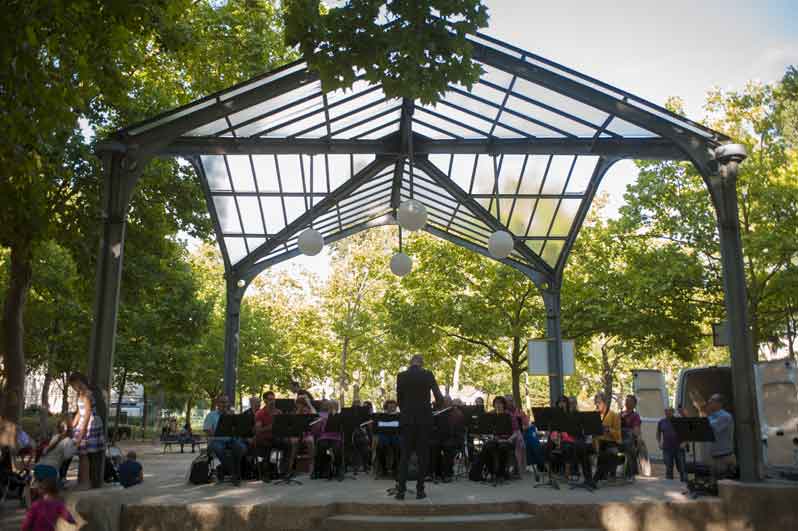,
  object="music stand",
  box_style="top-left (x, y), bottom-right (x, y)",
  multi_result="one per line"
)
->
top-left (272, 414), bottom-right (317, 485)
top-left (215, 414), bottom-right (251, 438)
top-left (341, 407), bottom-right (370, 479)
top-left (370, 414), bottom-right (401, 483)
top-left (532, 407), bottom-right (567, 490)
top-left (670, 417), bottom-right (716, 497)
top-left (567, 412), bottom-right (605, 492)
top-left (275, 399), bottom-right (296, 414)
